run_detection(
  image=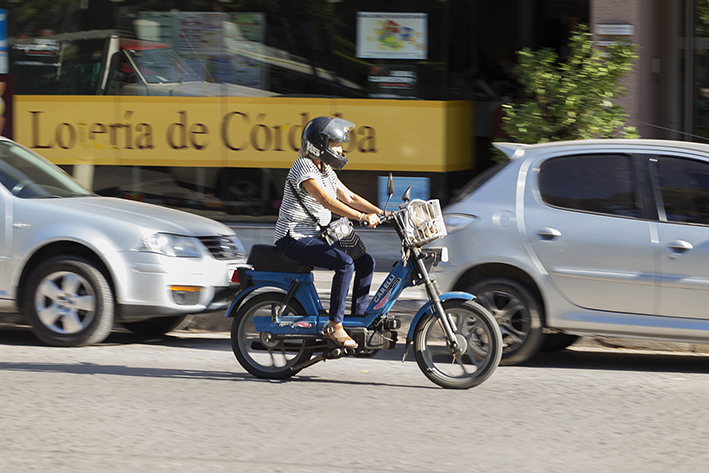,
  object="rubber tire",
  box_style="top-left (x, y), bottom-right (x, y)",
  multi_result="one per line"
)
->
top-left (23, 256), bottom-right (114, 347)
top-left (413, 300), bottom-right (502, 389)
top-left (122, 315), bottom-right (189, 337)
top-left (540, 333), bottom-right (579, 352)
top-left (231, 293), bottom-right (314, 380)
top-left (467, 278), bottom-right (544, 366)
